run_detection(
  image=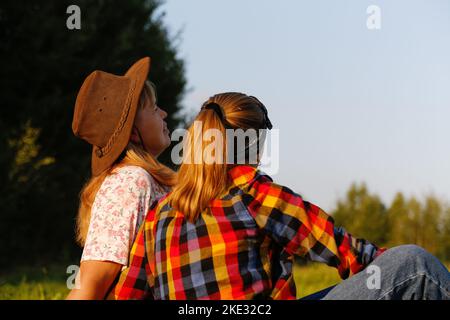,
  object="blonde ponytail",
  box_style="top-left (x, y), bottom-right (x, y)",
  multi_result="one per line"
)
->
top-left (168, 92), bottom-right (267, 222)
